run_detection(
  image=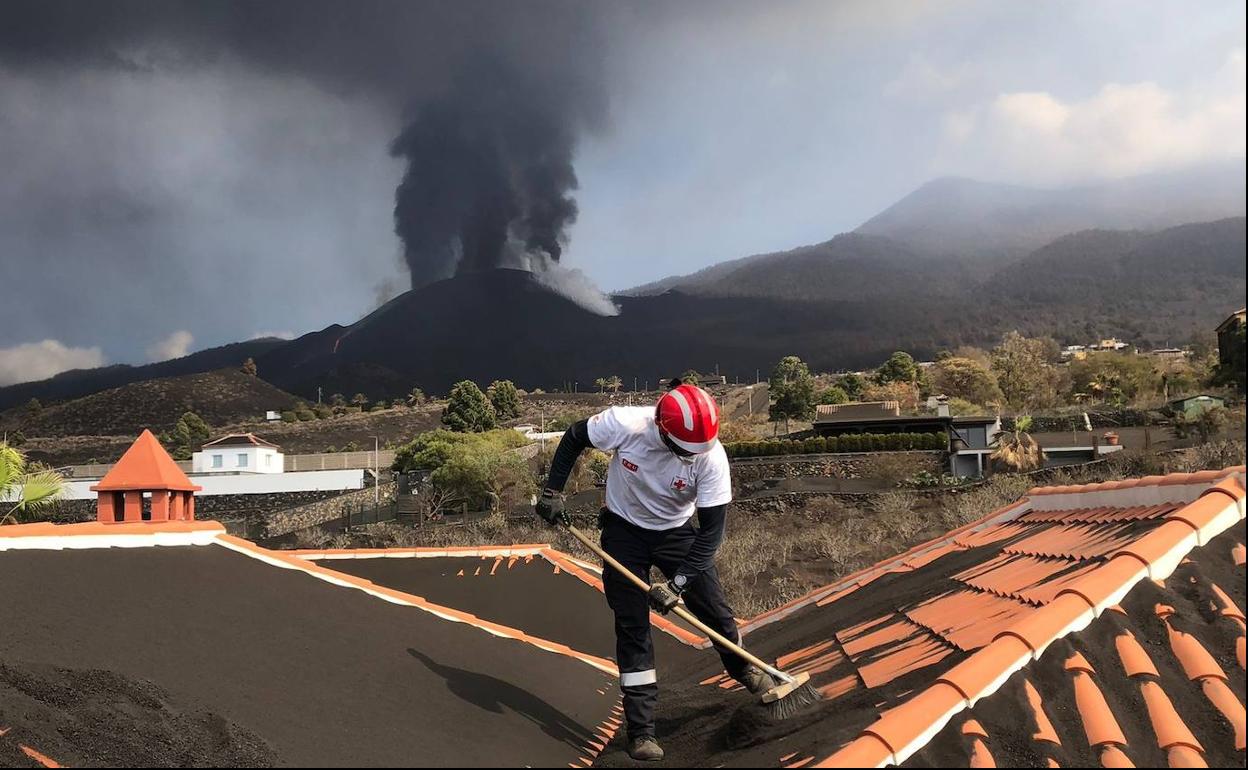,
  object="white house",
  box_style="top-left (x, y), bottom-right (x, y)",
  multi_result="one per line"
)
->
top-left (192, 433), bottom-right (284, 474)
